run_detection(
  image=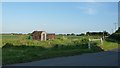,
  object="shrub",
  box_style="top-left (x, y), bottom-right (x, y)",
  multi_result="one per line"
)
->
top-left (3, 43), bottom-right (13, 48)
top-left (53, 44), bottom-right (59, 48)
top-left (81, 38), bottom-right (89, 43)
